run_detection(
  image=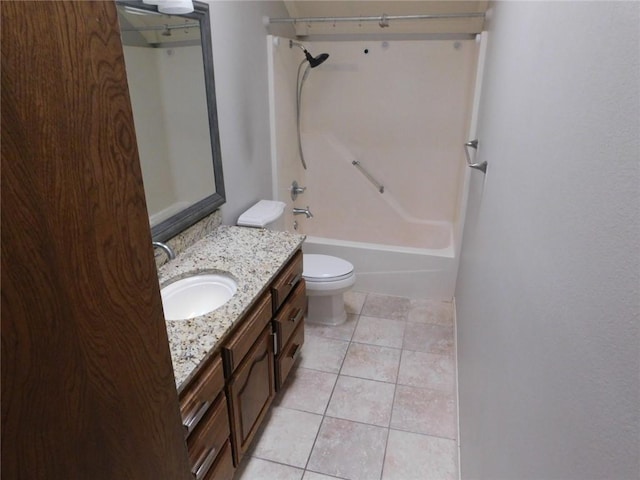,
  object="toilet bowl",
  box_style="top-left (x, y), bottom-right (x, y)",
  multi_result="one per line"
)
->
top-left (303, 254), bottom-right (355, 326)
top-left (237, 200), bottom-right (355, 326)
